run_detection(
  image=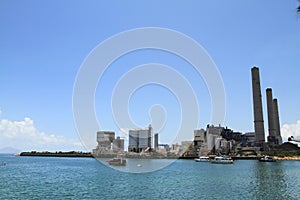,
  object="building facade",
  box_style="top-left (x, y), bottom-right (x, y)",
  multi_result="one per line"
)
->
top-left (96, 131), bottom-right (115, 151)
top-left (94, 131), bottom-right (124, 153)
top-left (113, 136), bottom-right (125, 152)
top-left (128, 124), bottom-right (153, 153)
top-left (241, 132), bottom-right (256, 147)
